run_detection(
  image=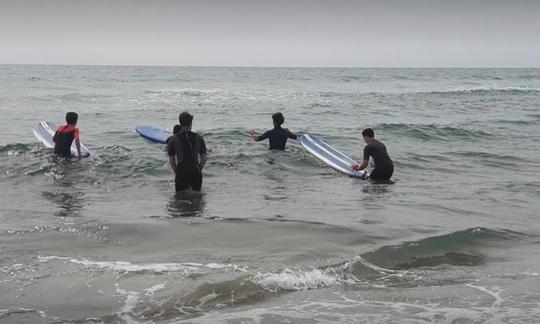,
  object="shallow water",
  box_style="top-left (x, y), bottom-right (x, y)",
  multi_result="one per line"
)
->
top-left (1, 65), bottom-right (540, 323)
